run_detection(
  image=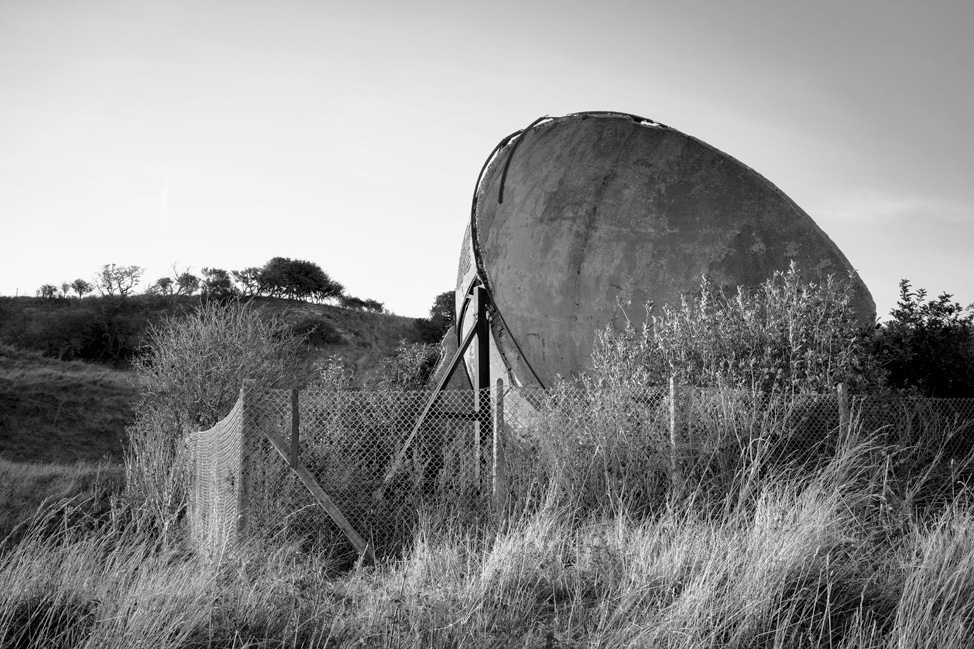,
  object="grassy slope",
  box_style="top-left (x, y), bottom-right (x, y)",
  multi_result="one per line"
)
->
top-left (0, 294), bottom-right (425, 374)
top-left (253, 298), bottom-right (426, 386)
top-left (0, 344), bottom-right (136, 464)
top-left (0, 297), bottom-right (427, 543)
top-left (0, 458), bottom-right (123, 541)
top-left (0, 297), bottom-right (427, 465)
